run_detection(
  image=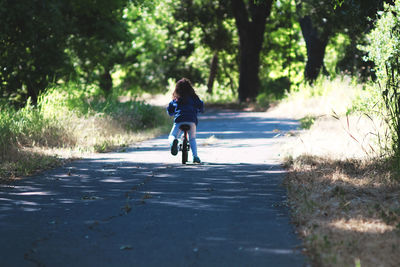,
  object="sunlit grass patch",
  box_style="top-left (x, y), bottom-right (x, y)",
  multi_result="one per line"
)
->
top-left (282, 115), bottom-right (378, 161)
top-left (329, 218), bottom-right (396, 234)
top-left (269, 75), bottom-right (363, 119)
